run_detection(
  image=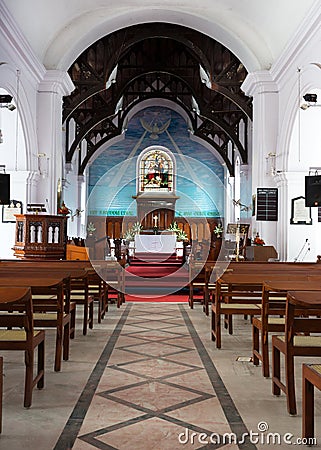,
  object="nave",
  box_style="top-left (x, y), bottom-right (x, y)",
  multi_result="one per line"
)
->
top-left (1, 301), bottom-right (320, 449)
